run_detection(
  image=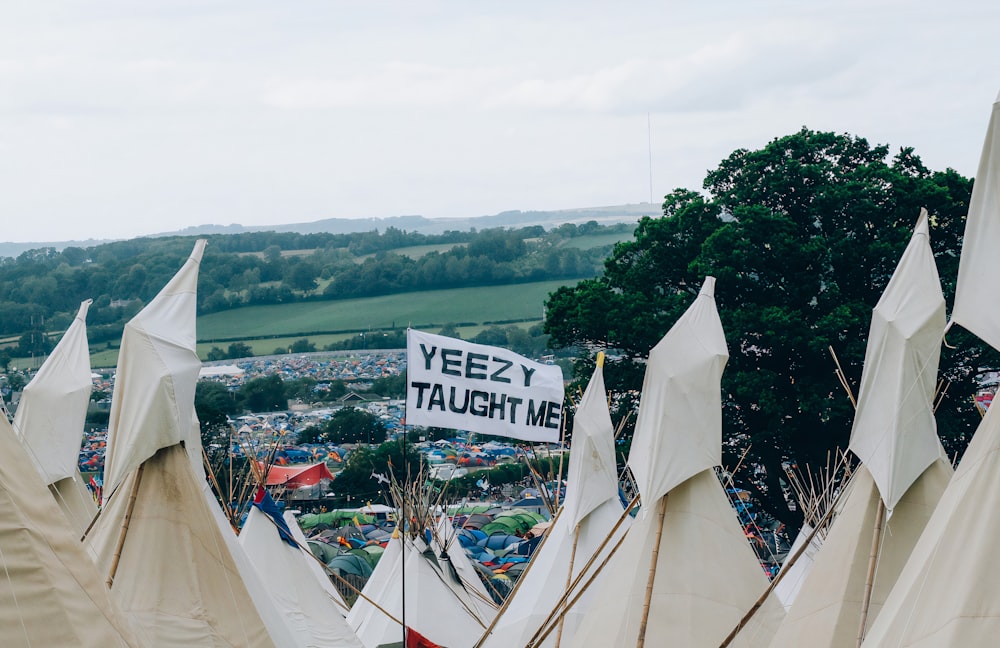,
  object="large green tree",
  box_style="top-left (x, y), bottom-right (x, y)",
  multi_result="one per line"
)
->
top-left (545, 129), bottom-right (992, 531)
top-left (298, 406), bottom-right (387, 445)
